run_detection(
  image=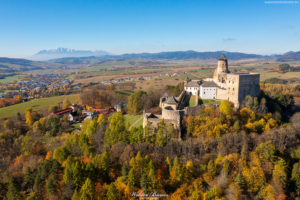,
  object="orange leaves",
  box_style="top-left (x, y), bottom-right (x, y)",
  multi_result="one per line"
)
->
top-left (45, 151), bottom-right (53, 160)
top-left (81, 156), bottom-right (91, 164)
